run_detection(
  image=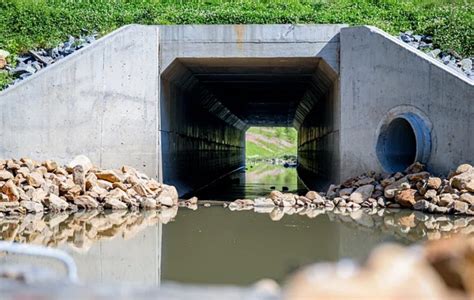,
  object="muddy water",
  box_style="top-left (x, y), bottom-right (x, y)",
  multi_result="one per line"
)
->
top-left (1, 164), bottom-right (473, 287)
